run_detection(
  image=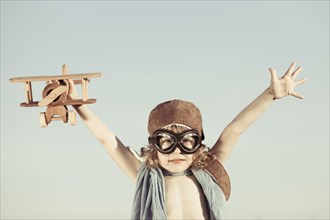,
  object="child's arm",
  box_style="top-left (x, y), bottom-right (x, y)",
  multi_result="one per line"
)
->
top-left (65, 65), bottom-right (141, 181)
top-left (210, 62), bottom-right (306, 164)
